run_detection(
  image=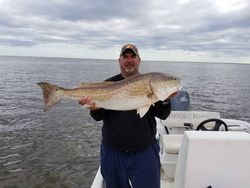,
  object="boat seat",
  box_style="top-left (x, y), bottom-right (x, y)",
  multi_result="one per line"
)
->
top-left (160, 134), bottom-right (183, 180)
top-left (162, 134), bottom-right (183, 154)
top-left (175, 131), bottom-right (250, 188)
